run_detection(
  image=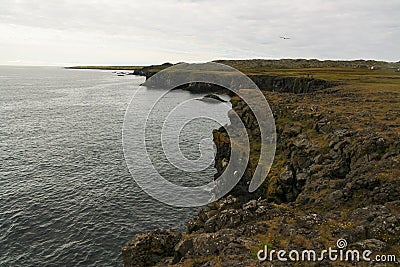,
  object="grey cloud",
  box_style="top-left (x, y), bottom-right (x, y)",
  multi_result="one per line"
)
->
top-left (0, 0), bottom-right (399, 65)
